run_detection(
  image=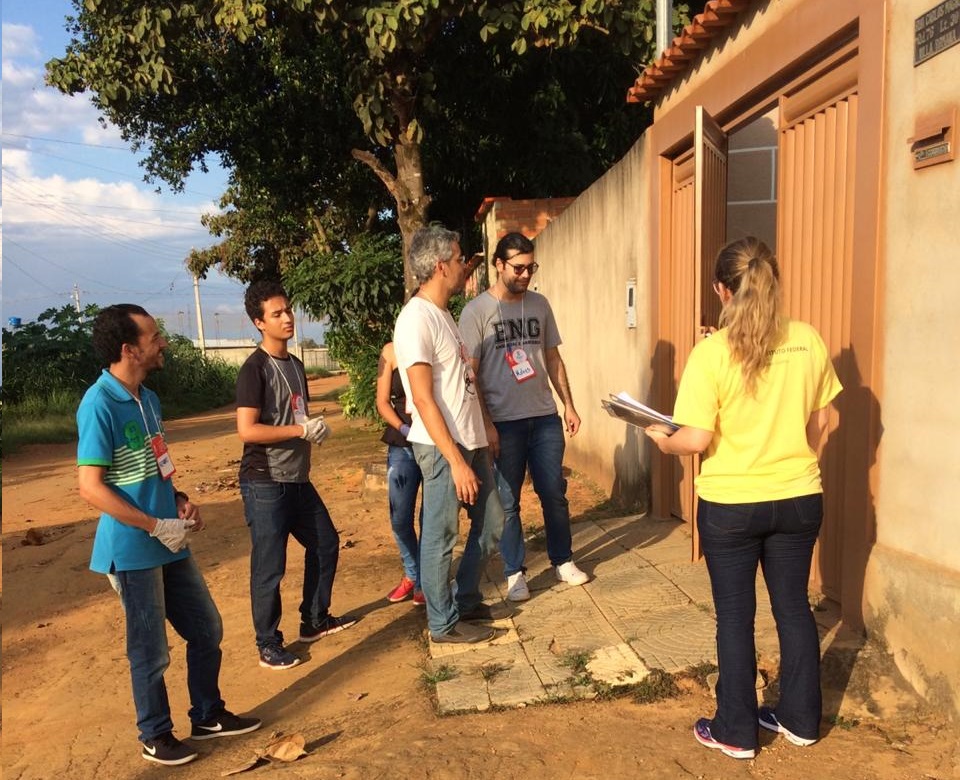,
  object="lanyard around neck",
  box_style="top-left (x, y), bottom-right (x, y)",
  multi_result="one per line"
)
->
top-left (261, 347), bottom-right (306, 400)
